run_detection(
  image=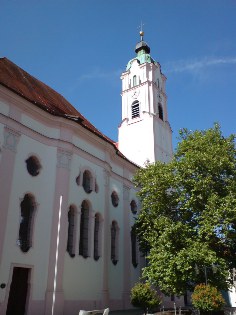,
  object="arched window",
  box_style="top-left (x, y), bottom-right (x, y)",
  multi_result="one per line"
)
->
top-left (25, 156), bottom-right (41, 176)
top-left (131, 100), bottom-right (140, 119)
top-left (82, 170), bottom-right (92, 193)
top-left (79, 201), bottom-right (89, 258)
top-left (133, 75), bottom-right (137, 86)
top-left (158, 104), bottom-right (164, 121)
top-left (94, 213), bottom-right (101, 261)
top-left (67, 205), bottom-right (76, 257)
top-left (131, 227), bottom-right (138, 268)
top-left (76, 172), bottom-right (80, 185)
top-left (111, 221), bottom-right (119, 265)
top-left (18, 194), bottom-right (36, 252)
top-left (130, 200), bottom-right (137, 214)
top-left (95, 179), bottom-right (99, 193)
top-left (111, 191), bottom-right (119, 207)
